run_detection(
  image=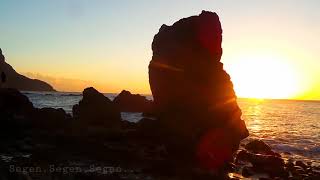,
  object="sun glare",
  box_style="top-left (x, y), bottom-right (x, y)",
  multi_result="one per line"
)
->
top-left (225, 54), bottom-right (300, 99)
